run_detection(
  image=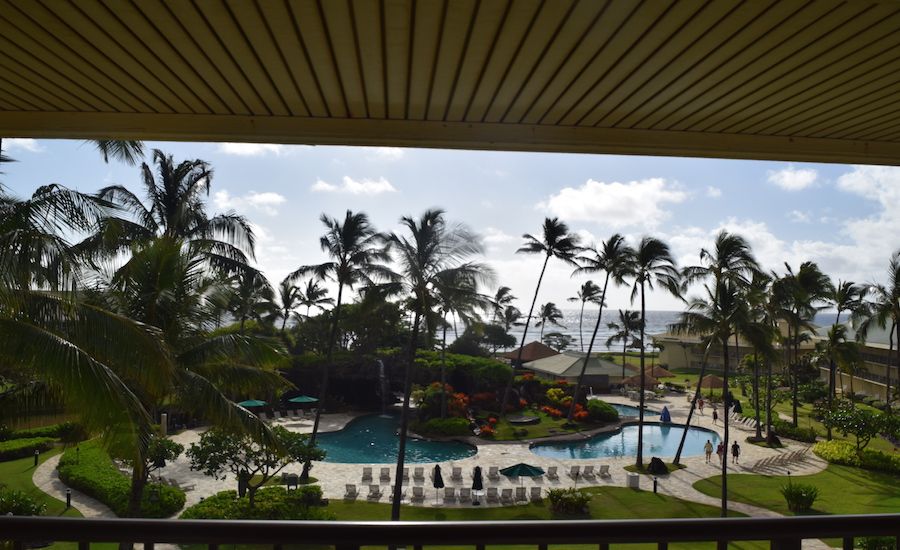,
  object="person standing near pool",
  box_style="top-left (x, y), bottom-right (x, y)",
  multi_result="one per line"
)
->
top-left (712, 407), bottom-right (718, 425)
top-left (731, 441), bottom-right (741, 464)
top-left (698, 397), bottom-right (705, 414)
top-left (716, 442), bottom-right (725, 464)
top-left (704, 440), bottom-right (713, 463)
